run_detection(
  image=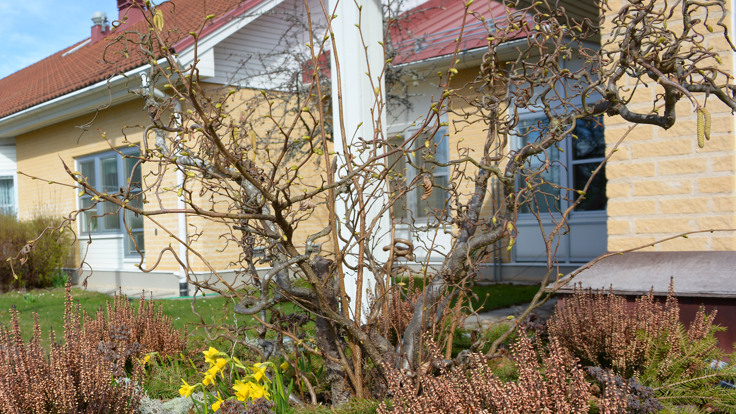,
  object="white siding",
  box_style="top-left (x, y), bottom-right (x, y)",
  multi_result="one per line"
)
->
top-left (78, 235), bottom-right (141, 271)
top-left (0, 139), bottom-right (17, 175)
top-left (211, 0), bottom-right (326, 90)
top-left (0, 138), bottom-right (18, 216)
